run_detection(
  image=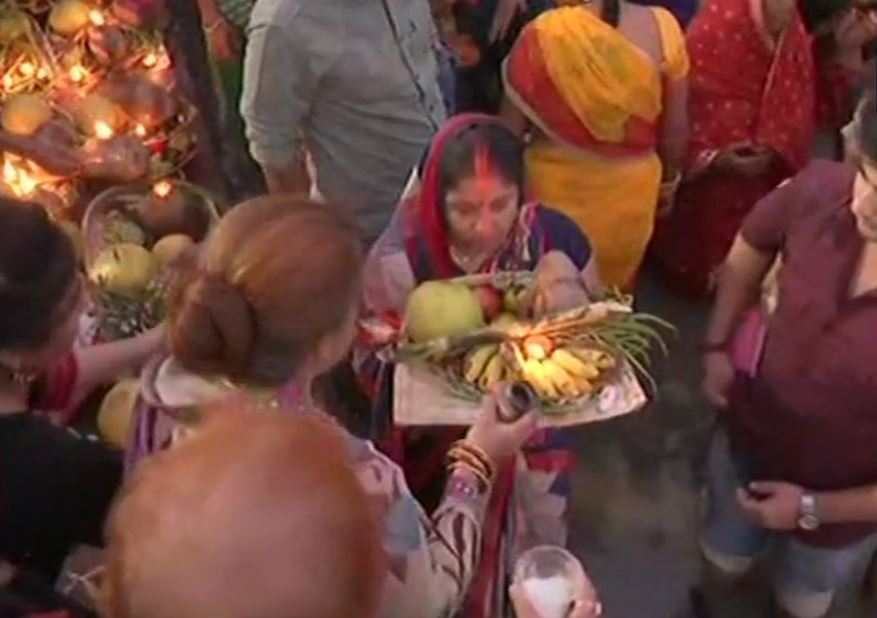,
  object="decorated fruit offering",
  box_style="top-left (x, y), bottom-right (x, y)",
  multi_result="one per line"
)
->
top-left (1, 95), bottom-right (53, 136)
top-left (97, 378), bottom-right (140, 449)
top-left (49, 0), bottom-right (93, 36)
top-left (405, 280), bottom-right (485, 343)
top-left (89, 243), bottom-right (157, 299)
top-left (151, 233), bottom-right (194, 267)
